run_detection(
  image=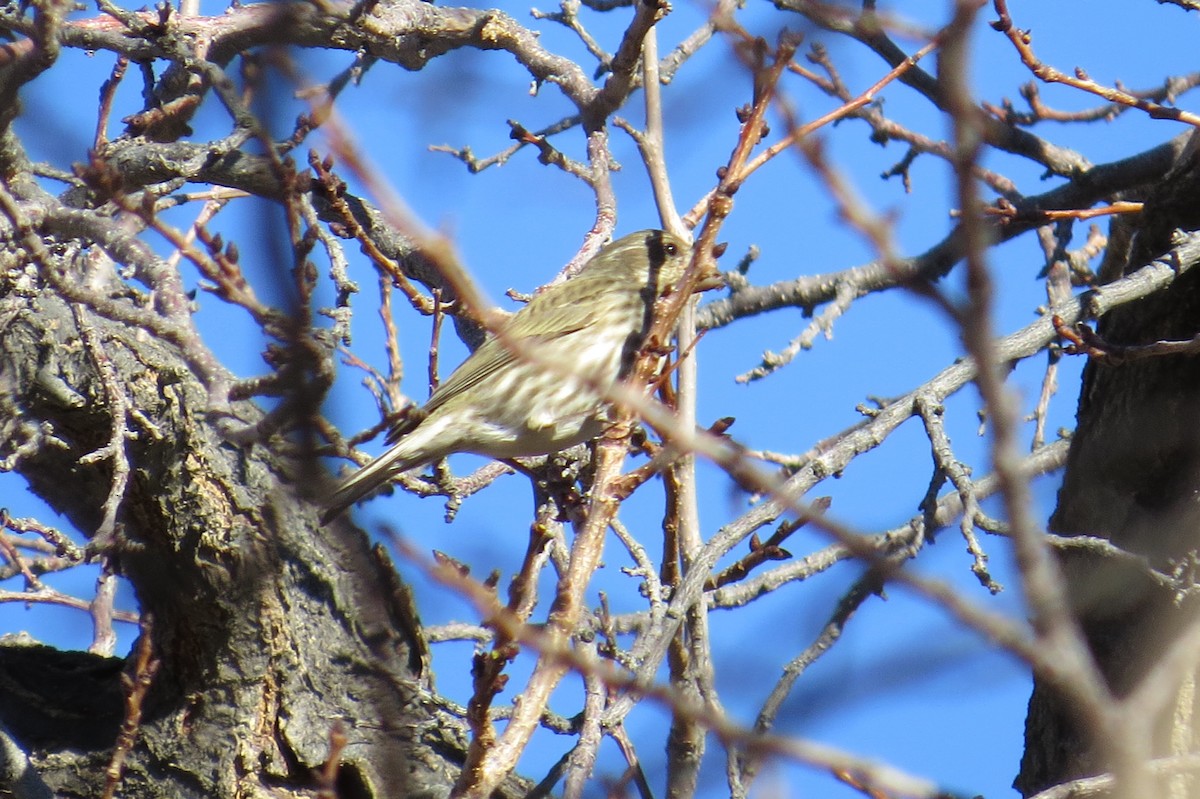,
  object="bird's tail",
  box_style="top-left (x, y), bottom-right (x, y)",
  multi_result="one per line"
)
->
top-left (320, 447), bottom-right (418, 524)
